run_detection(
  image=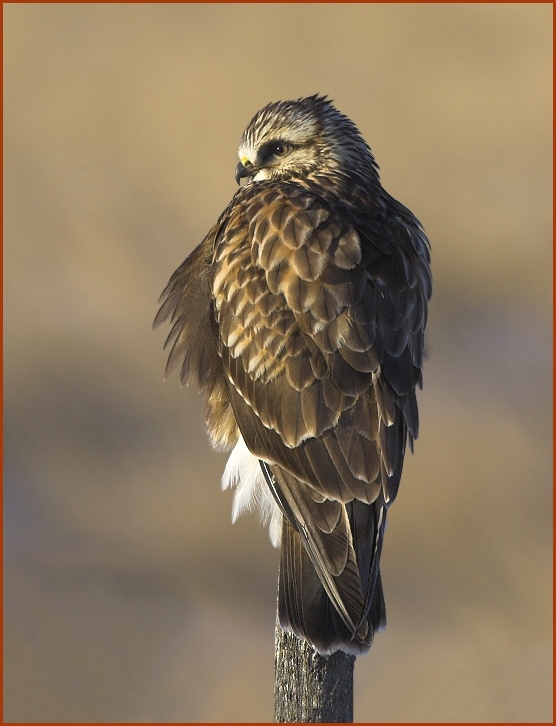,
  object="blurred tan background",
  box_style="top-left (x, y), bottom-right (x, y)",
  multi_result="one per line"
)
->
top-left (4, 3), bottom-right (552, 723)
